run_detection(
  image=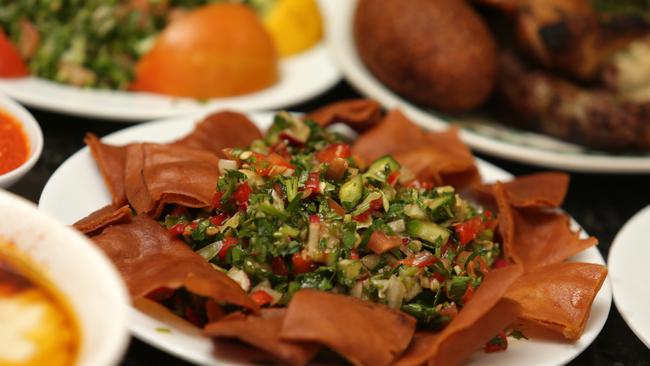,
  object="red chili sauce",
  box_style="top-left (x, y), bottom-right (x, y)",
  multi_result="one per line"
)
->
top-left (0, 109), bottom-right (29, 175)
